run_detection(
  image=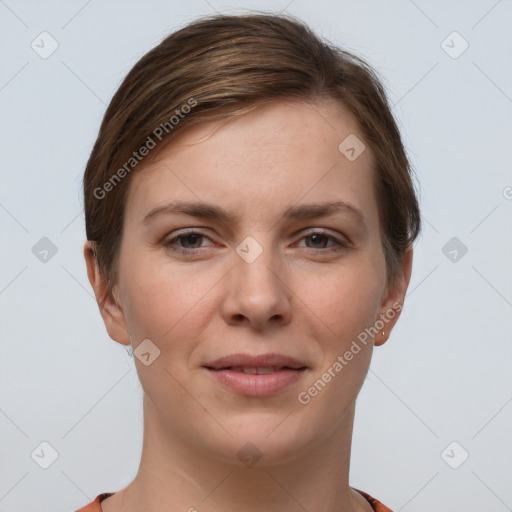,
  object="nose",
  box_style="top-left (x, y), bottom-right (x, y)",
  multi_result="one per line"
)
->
top-left (220, 241), bottom-right (293, 332)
